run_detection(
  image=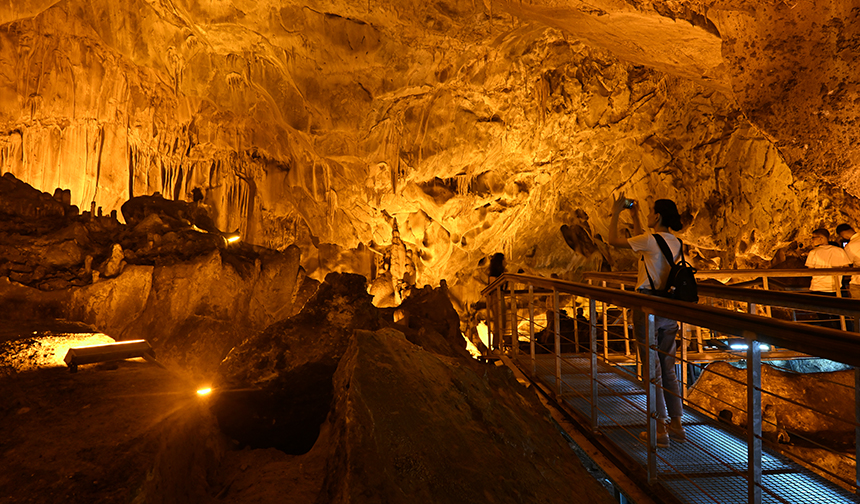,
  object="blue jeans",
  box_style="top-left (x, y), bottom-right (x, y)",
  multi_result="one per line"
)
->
top-left (633, 290), bottom-right (683, 421)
